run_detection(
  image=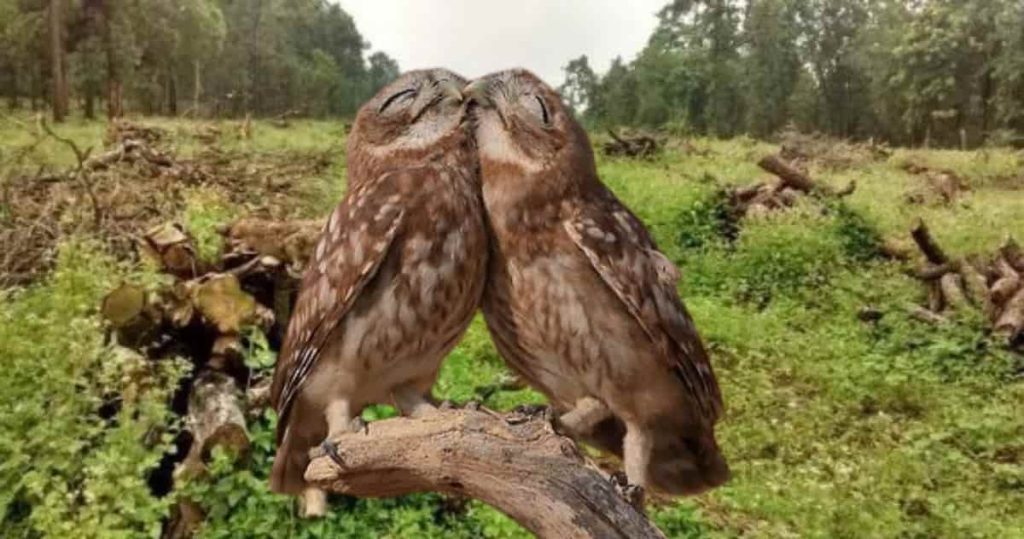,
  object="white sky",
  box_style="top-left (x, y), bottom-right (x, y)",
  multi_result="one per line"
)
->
top-left (337, 0), bottom-right (665, 86)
